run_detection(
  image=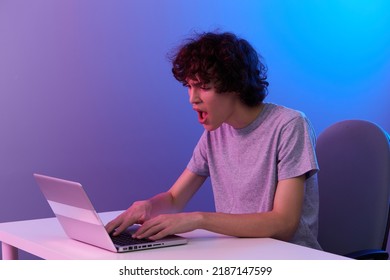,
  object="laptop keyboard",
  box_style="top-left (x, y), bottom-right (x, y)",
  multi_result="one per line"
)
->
top-left (111, 232), bottom-right (155, 246)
